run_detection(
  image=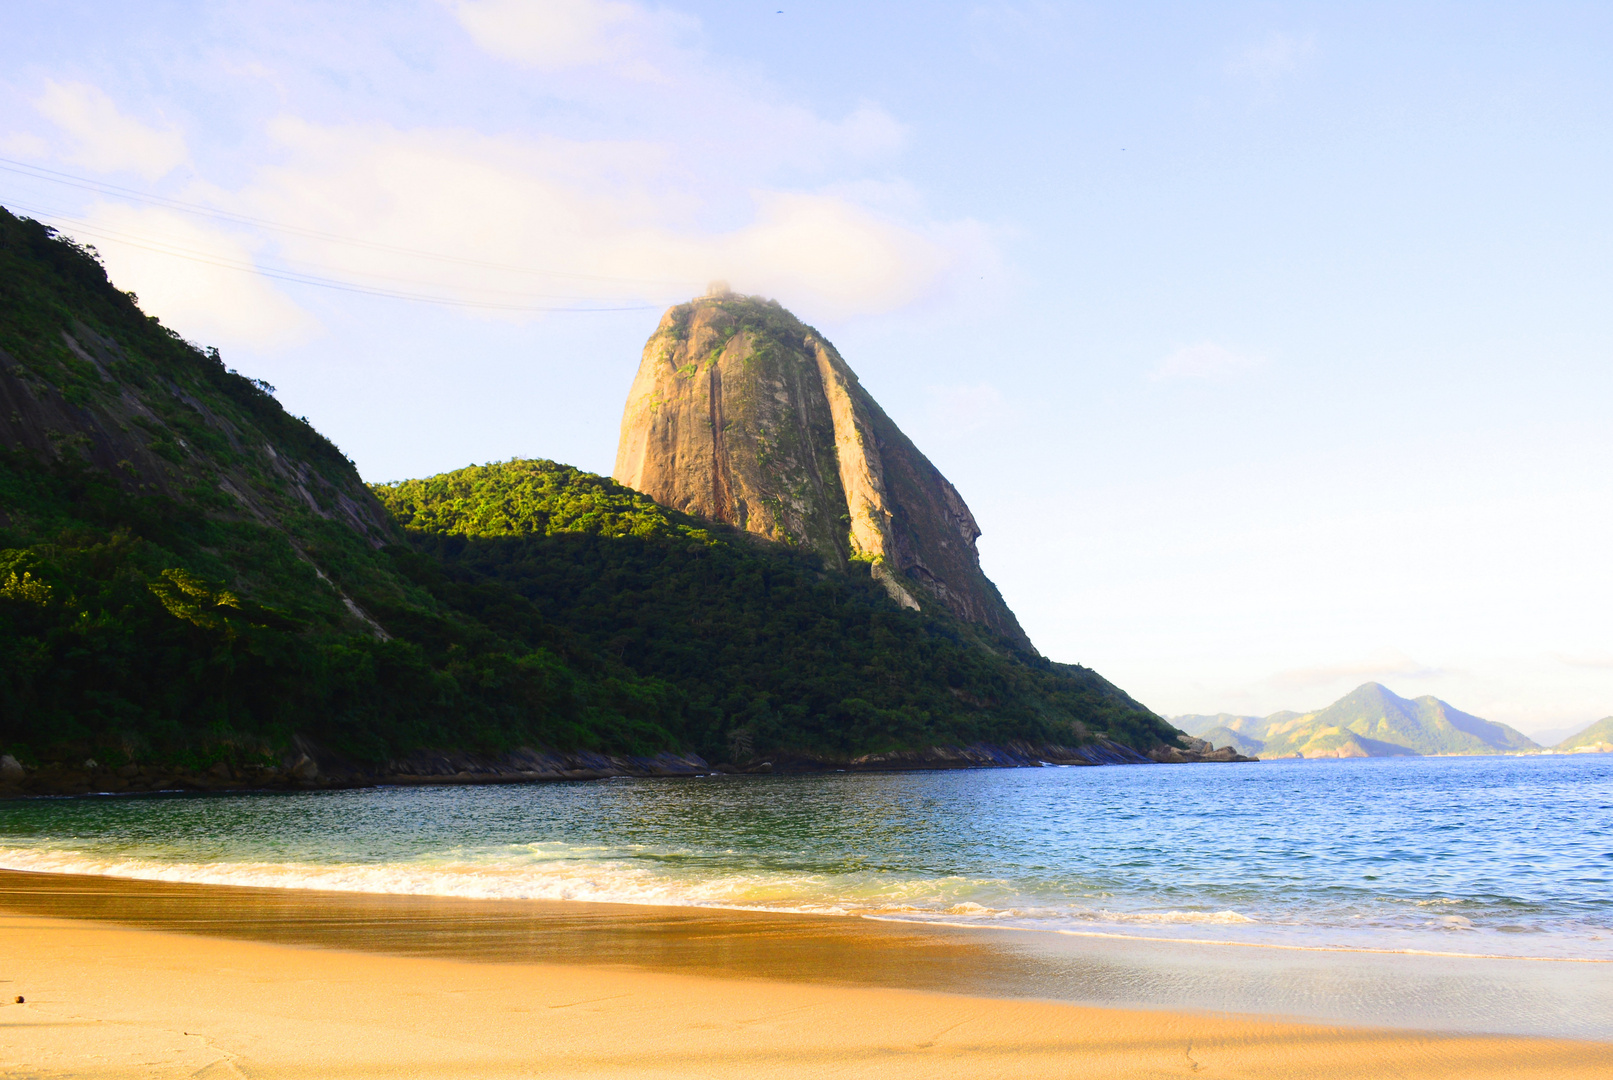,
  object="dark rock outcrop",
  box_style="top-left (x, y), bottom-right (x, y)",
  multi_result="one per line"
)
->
top-left (1148, 735), bottom-right (1258, 763)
